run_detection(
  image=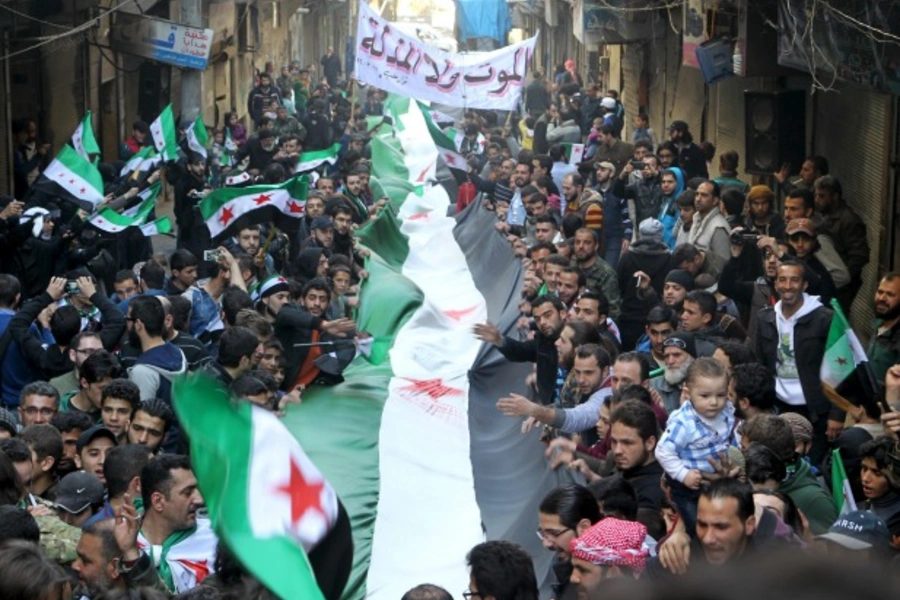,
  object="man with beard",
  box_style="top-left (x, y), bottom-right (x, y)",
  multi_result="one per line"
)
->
top-left (651, 332), bottom-right (696, 413)
top-left (295, 192), bottom-right (326, 246)
top-left (563, 174), bottom-right (604, 238)
top-left (572, 229), bottom-right (621, 319)
top-left (554, 321), bottom-right (602, 407)
top-left (570, 291), bottom-right (621, 353)
top-left (341, 169), bottom-right (370, 224)
top-left (496, 344), bottom-right (612, 435)
top-left (199, 326), bottom-right (259, 387)
top-left (753, 260), bottom-right (840, 465)
top-left (474, 294), bottom-right (565, 405)
top-left (619, 156), bottom-right (663, 230)
top-left (50, 411), bottom-right (94, 477)
top-left (667, 121), bottom-right (707, 180)
top-left (138, 455), bottom-right (217, 593)
top-left (568, 518), bottom-right (650, 599)
top-left (608, 400), bottom-right (665, 509)
top-left (594, 162), bottom-right (632, 267)
top-left (558, 267), bottom-right (584, 311)
top-left (259, 276), bottom-right (354, 390)
top-left (233, 128), bottom-right (279, 175)
top-left (303, 216), bottom-right (335, 252)
top-left (328, 202), bottom-right (367, 280)
top-left (639, 268), bottom-right (693, 316)
top-left (537, 485), bottom-right (602, 600)
top-left (867, 273), bottom-right (900, 386)
top-left (635, 306), bottom-right (678, 369)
